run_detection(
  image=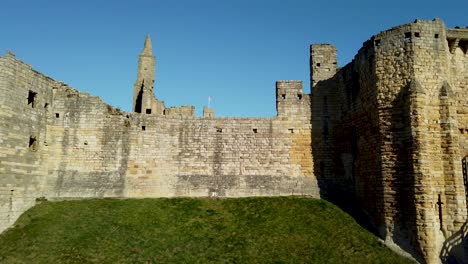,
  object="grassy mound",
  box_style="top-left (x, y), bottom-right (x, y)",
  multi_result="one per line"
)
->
top-left (0, 197), bottom-right (411, 263)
